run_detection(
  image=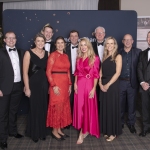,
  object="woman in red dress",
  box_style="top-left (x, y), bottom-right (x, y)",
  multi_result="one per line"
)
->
top-left (46, 36), bottom-right (72, 141)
